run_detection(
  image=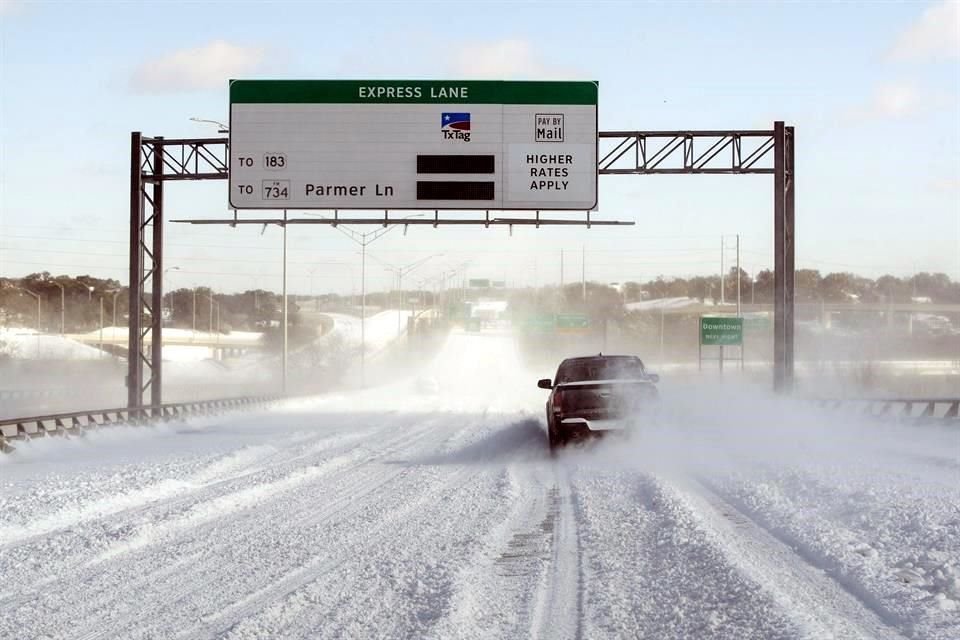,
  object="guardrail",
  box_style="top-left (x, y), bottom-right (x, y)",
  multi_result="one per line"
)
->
top-left (0, 395), bottom-right (282, 453)
top-left (813, 397), bottom-right (959, 421)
